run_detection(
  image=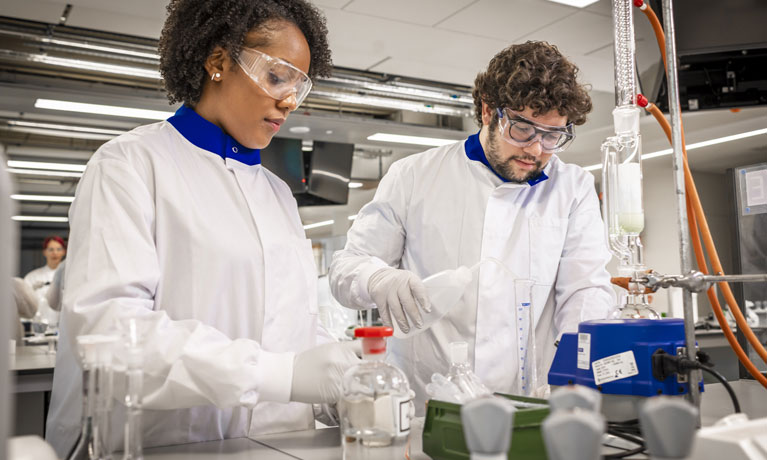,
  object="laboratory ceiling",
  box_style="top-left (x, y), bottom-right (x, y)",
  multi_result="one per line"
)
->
top-left (1, 0), bottom-right (765, 239)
